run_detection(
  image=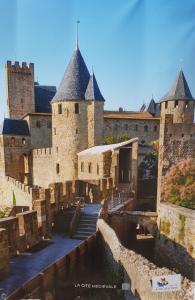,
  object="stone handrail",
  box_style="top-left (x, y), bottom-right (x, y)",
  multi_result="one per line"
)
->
top-left (69, 203), bottom-right (81, 237)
